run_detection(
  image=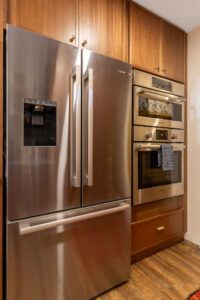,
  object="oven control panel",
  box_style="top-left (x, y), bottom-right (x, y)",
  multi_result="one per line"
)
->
top-left (133, 126), bottom-right (184, 143)
top-left (156, 129), bottom-right (168, 140)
